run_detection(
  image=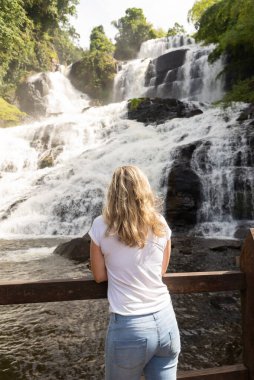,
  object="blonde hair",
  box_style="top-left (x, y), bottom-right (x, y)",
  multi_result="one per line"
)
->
top-left (103, 165), bottom-right (166, 248)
